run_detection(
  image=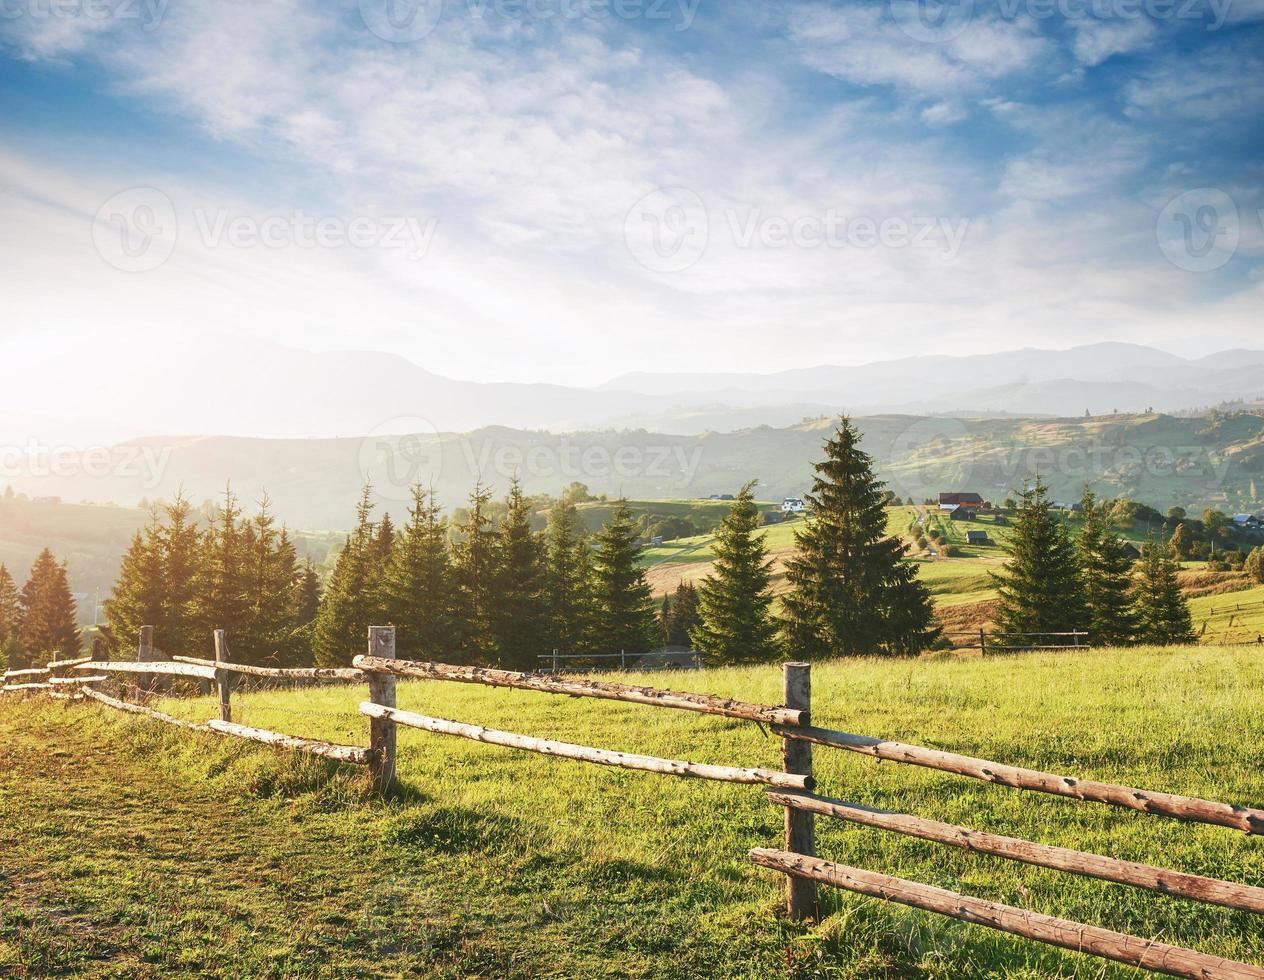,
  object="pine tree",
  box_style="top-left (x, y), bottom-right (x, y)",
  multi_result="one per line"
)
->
top-left (236, 498), bottom-right (301, 665)
top-left (1132, 540), bottom-right (1196, 645)
top-left (1076, 490), bottom-right (1139, 646)
top-left (19, 549), bottom-right (81, 664)
top-left (313, 487), bottom-right (385, 666)
top-left (590, 499), bottom-right (656, 653)
top-left (691, 481), bottom-right (780, 664)
top-left (0, 564), bottom-right (27, 671)
top-left (492, 478), bottom-right (548, 670)
top-left (293, 560), bottom-right (322, 628)
top-left (991, 478), bottom-right (1086, 639)
top-left (543, 498), bottom-right (595, 656)
top-left (194, 485), bottom-right (250, 645)
top-left (101, 521), bottom-right (165, 658)
top-left (158, 494), bottom-right (204, 657)
top-left (666, 581), bottom-right (700, 648)
top-left (451, 482), bottom-right (500, 663)
top-left (382, 486), bottom-right (458, 660)
top-left (781, 418), bottom-right (939, 658)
